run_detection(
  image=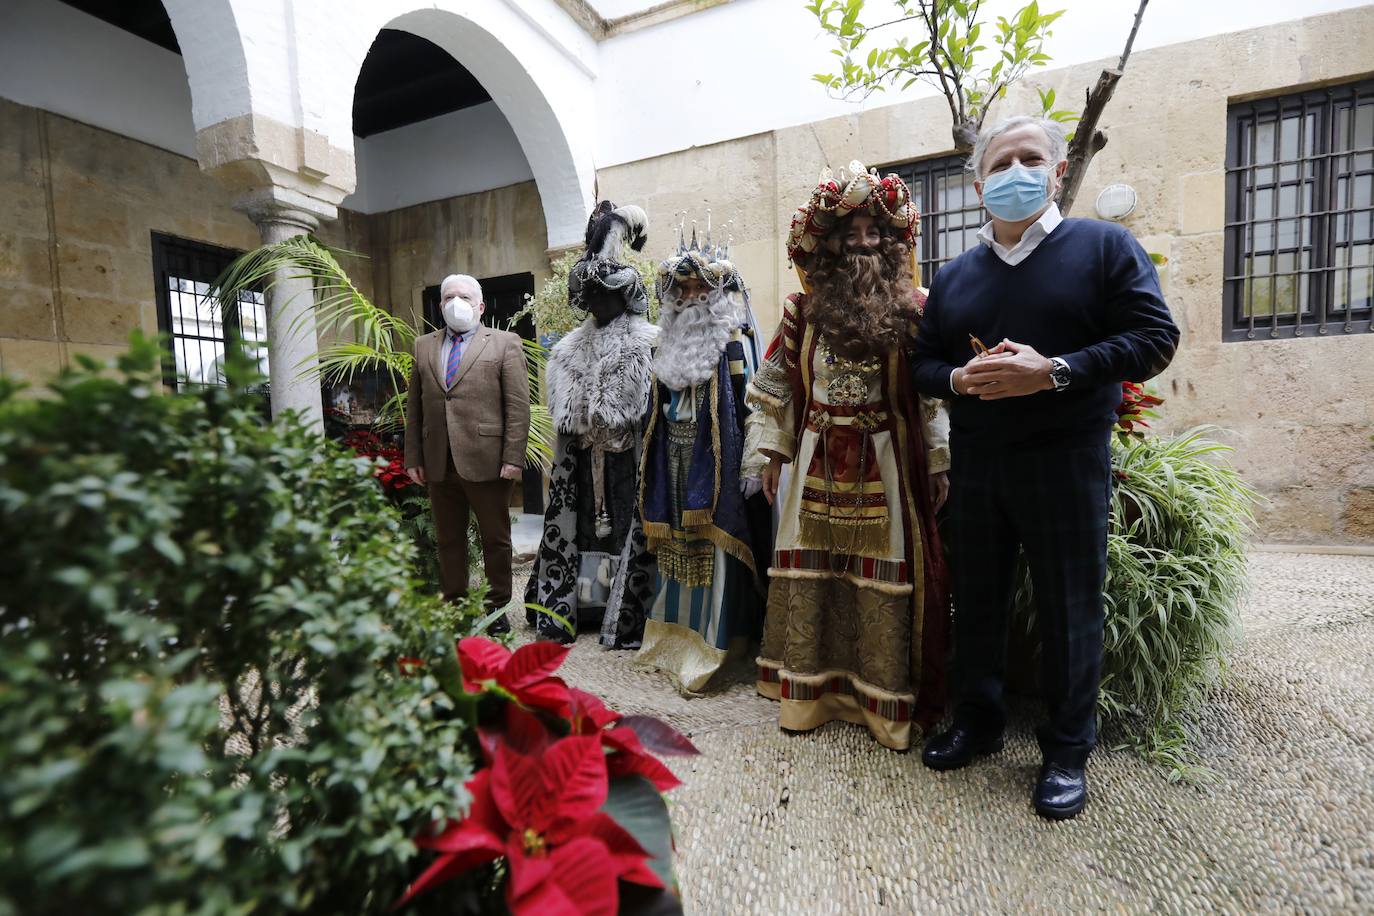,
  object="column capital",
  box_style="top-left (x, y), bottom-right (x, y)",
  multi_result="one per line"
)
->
top-left (233, 183), bottom-right (333, 240)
